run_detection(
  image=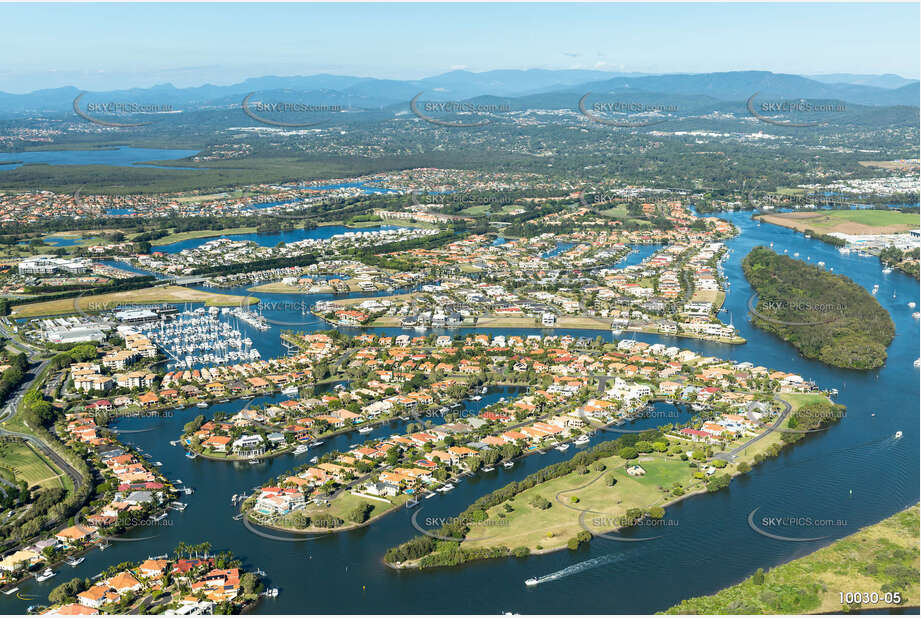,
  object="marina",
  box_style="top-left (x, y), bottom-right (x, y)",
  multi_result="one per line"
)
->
top-left (136, 307), bottom-right (263, 370)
